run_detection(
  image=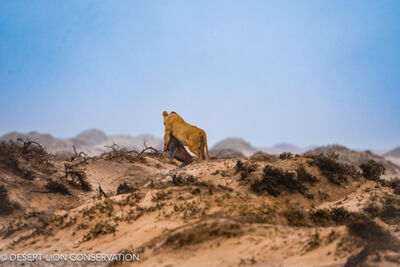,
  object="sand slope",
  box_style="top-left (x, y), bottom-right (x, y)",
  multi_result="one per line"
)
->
top-left (1, 145), bottom-right (400, 267)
